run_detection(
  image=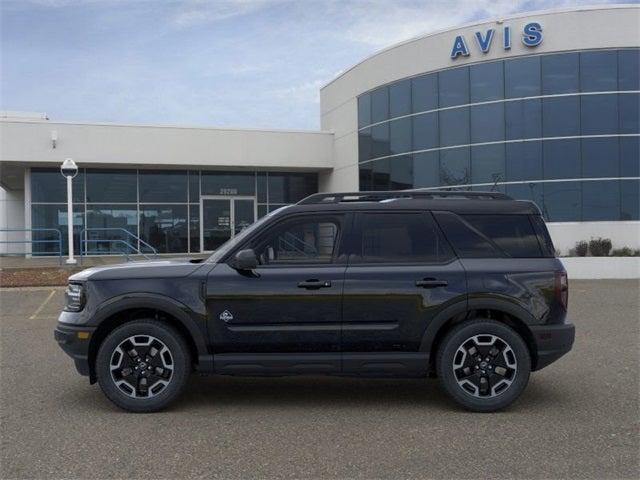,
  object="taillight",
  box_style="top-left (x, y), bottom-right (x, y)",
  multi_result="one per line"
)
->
top-left (555, 271), bottom-right (568, 310)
